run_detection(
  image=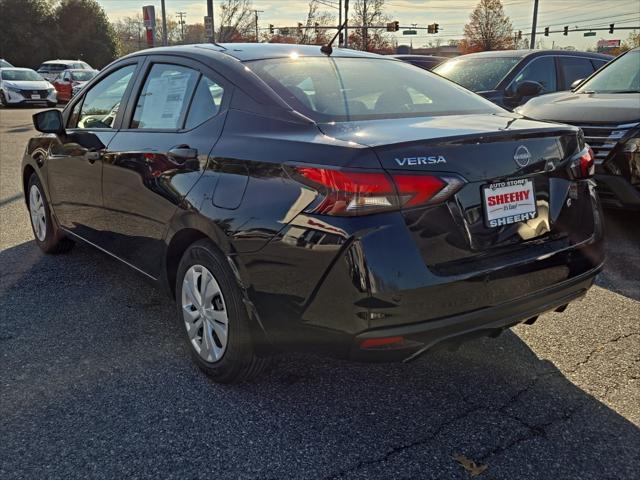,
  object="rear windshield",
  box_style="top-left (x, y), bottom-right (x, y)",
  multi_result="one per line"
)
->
top-left (248, 56), bottom-right (501, 122)
top-left (434, 56), bottom-right (521, 91)
top-left (1, 69), bottom-right (42, 81)
top-left (70, 70), bottom-right (97, 81)
top-left (39, 63), bottom-right (67, 73)
top-left (577, 49), bottom-right (640, 93)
